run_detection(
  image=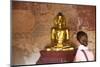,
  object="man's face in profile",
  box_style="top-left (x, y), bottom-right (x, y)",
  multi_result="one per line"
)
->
top-left (79, 35), bottom-right (88, 46)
